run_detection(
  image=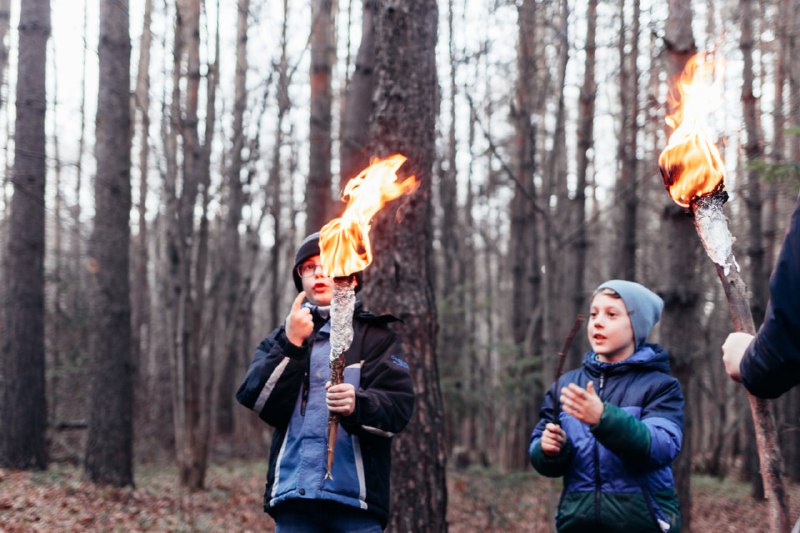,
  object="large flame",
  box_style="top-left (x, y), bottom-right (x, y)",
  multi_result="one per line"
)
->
top-left (319, 154), bottom-right (419, 277)
top-left (659, 52), bottom-right (726, 208)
